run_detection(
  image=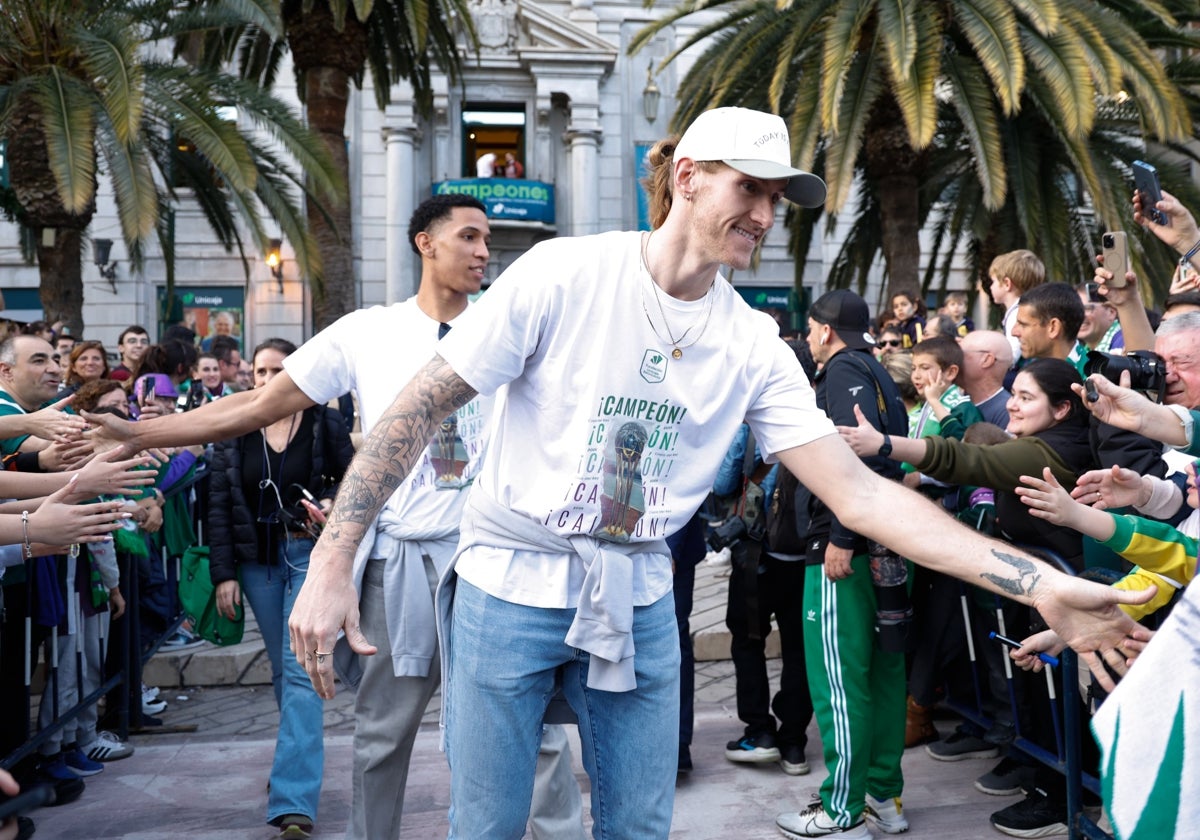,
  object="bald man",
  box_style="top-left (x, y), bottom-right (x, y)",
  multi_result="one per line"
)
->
top-left (958, 330), bottom-right (1013, 428)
